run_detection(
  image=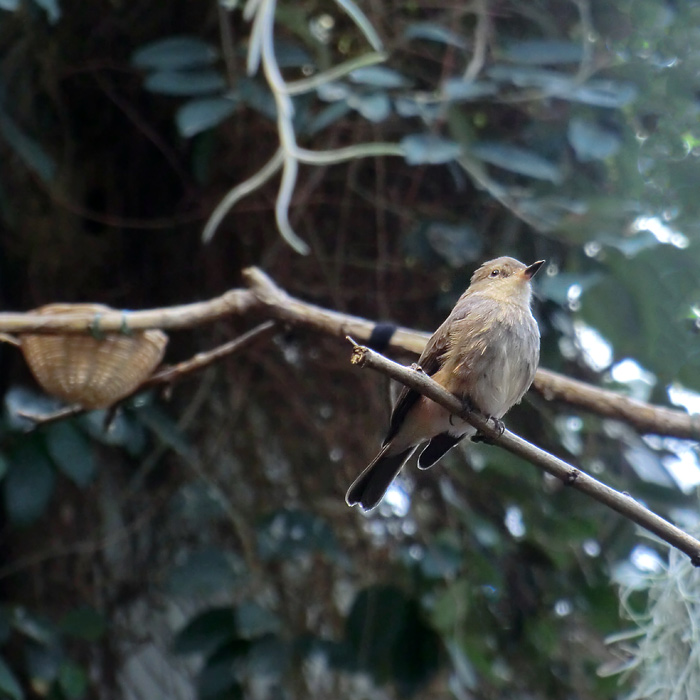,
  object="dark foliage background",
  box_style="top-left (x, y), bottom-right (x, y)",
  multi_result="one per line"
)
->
top-left (0, 0), bottom-right (699, 698)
